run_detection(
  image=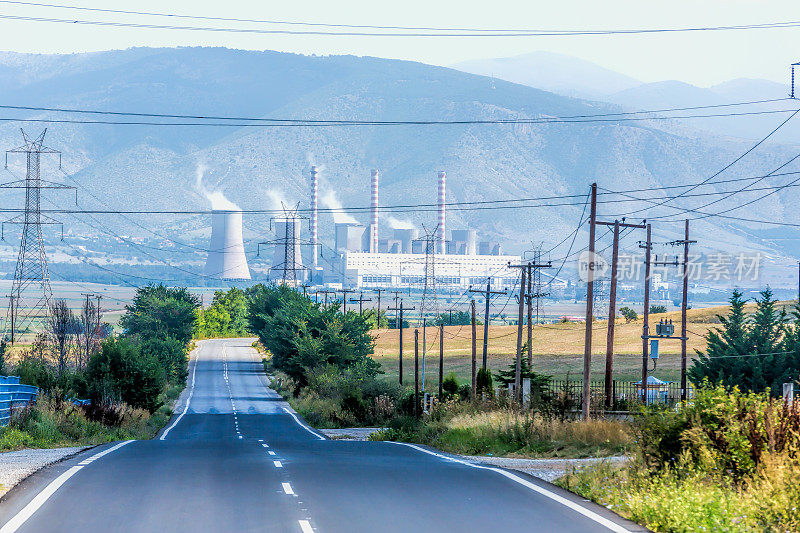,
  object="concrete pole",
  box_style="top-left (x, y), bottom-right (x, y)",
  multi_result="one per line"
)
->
top-left (641, 224), bottom-right (651, 404)
top-left (471, 299), bottom-right (477, 399)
